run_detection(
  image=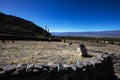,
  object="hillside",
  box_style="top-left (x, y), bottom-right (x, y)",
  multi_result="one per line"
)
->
top-left (0, 12), bottom-right (51, 38)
